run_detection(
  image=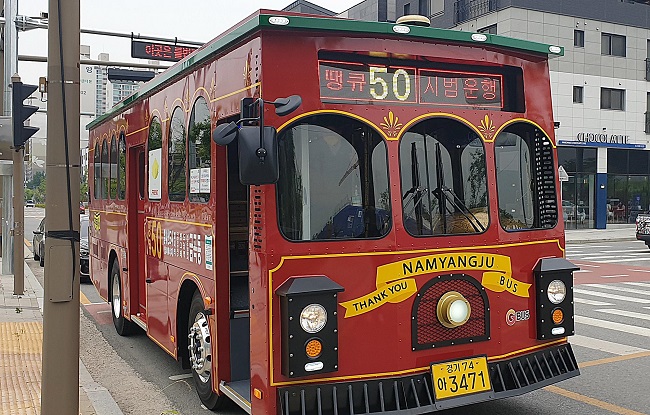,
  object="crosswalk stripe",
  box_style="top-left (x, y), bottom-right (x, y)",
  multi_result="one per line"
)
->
top-left (576, 263), bottom-right (600, 268)
top-left (600, 274), bottom-right (629, 278)
top-left (575, 256), bottom-right (621, 260)
top-left (569, 334), bottom-right (648, 355)
top-left (585, 283), bottom-right (650, 296)
top-left (591, 258), bottom-right (650, 263)
top-left (574, 298), bottom-right (613, 306)
top-left (623, 282), bottom-right (650, 287)
top-left (626, 270), bottom-right (650, 273)
top-left (576, 316), bottom-right (650, 337)
top-left (596, 309), bottom-right (650, 322)
top-left (573, 289), bottom-right (650, 303)
top-left (573, 270), bottom-right (592, 273)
